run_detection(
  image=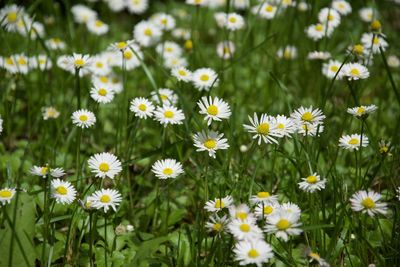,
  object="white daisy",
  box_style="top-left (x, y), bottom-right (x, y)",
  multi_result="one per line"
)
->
top-left (253, 3), bottom-right (277, 20)
top-left (307, 51), bottom-right (331, 60)
top-left (318, 8), bottom-right (341, 28)
top-left (264, 209), bottom-right (303, 241)
top-left (133, 20), bottom-right (162, 47)
top-left (151, 88), bottom-right (178, 106)
top-left (45, 37), bottom-right (66, 50)
top-left (322, 59), bottom-right (343, 79)
top-left (30, 165), bottom-right (65, 178)
top-left (254, 202), bottom-right (280, 219)
top-left (339, 134), bottom-right (369, 150)
top-left (225, 13), bottom-right (245, 31)
top-left (204, 196), bottom-right (233, 212)
top-left (228, 219), bottom-right (263, 241)
top-left (0, 187), bottom-right (16, 205)
top-left (108, 40), bottom-right (136, 52)
top-left (89, 55), bottom-right (111, 76)
top-left (234, 239), bottom-right (274, 267)
top-left (359, 7), bottom-right (376, 23)
top-left (87, 188), bottom-right (122, 213)
top-left (191, 68), bottom-right (219, 91)
top-left (206, 214), bottom-right (229, 233)
top-left (0, 5), bottom-right (25, 32)
top-left (331, 0), bottom-right (352, 15)
top-left (277, 46), bottom-right (297, 60)
top-left (71, 4), bottom-right (97, 24)
top-left (197, 96), bottom-right (231, 125)
top-left (186, 0), bottom-right (209, 6)
top-left (306, 23), bottom-right (334, 41)
top-left (151, 158), bottom-right (184, 179)
top-left (387, 55), bottom-right (400, 68)
top-left (71, 109), bottom-right (96, 128)
top-left (297, 122), bottom-right (324, 137)
top-left (193, 130), bottom-right (229, 158)
top-left (65, 53), bottom-right (92, 75)
top-left (153, 105), bottom-right (185, 126)
top-left (29, 55), bottom-right (52, 71)
top-left (229, 204), bottom-right (256, 222)
top-left (87, 19), bottom-right (109, 35)
top-left (274, 115), bottom-right (296, 137)
top-left (361, 33), bottom-right (388, 54)
top-left (290, 106), bottom-right (326, 126)
top-left (51, 179), bottom-right (77, 204)
top-left (342, 62), bottom-right (370, 80)
top-left (250, 191), bottom-right (279, 205)
top-left (42, 107), bottom-right (60, 120)
top-left (350, 190), bottom-right (388, 216)
top-left (163, 56), bottom-right (188, 70)
top-left (130, 97), bottom-right (155, 119)
top-left (171, 67), bottom-right (192, 82)
top-left (126, 0), bottom-right (149, 14)
top-left (298, 173), bottom-right (327, 193)
top-left (347, 105), bottom-right (377, 118)
top-left (155, 41), bottom-right (183, 59)
top-left (87, 152), bottom-right (122, 179)
top-left (243, 113), bottom-right (281, 145)
top-left (90, 85), bottom-right (115, 104)
top-left (150, 13), bottom-right (176, 31)
top-left (216, 41), bottom-right (235, 60)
